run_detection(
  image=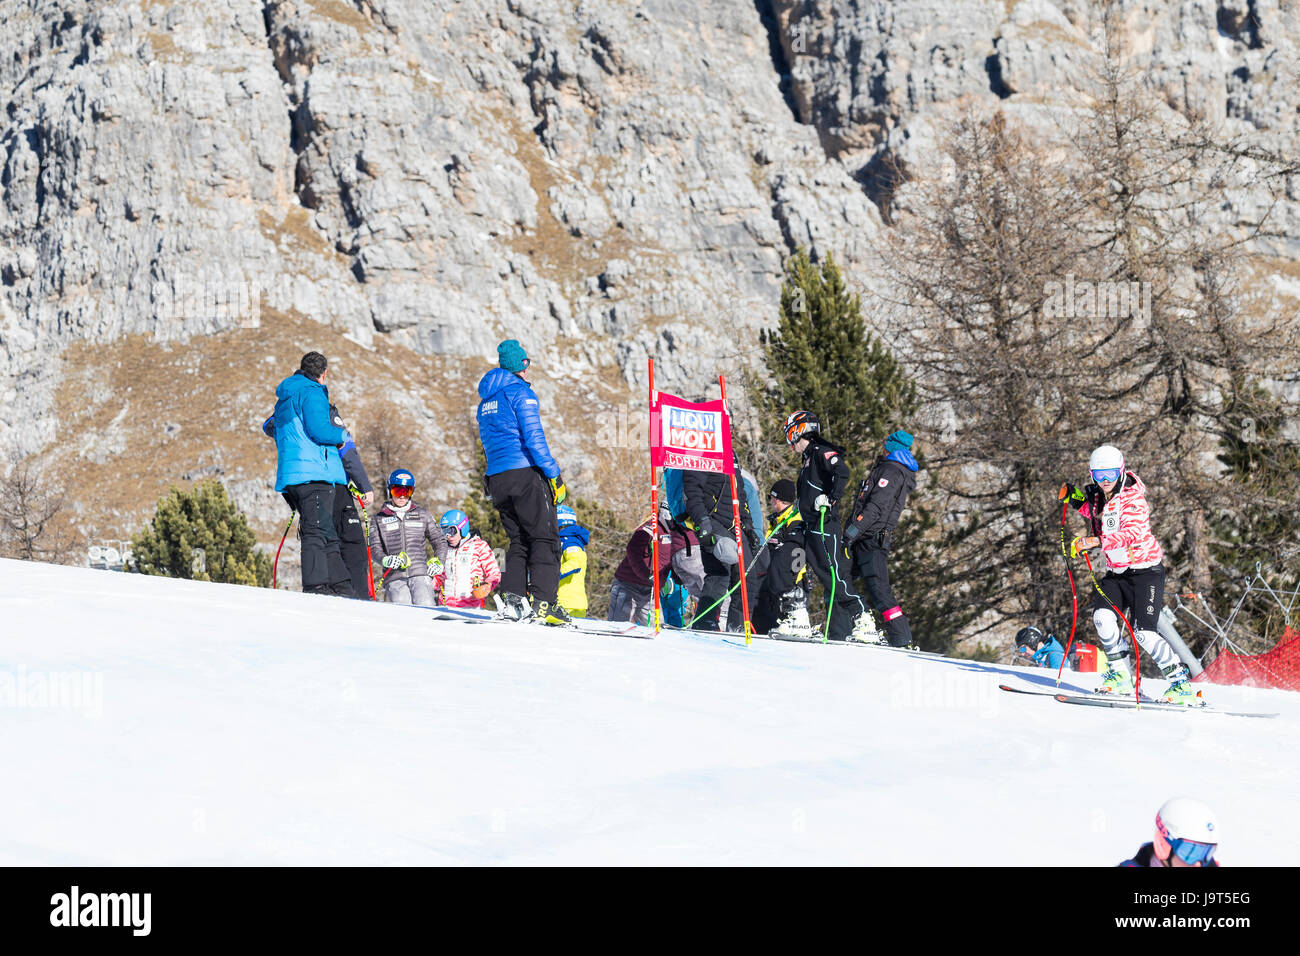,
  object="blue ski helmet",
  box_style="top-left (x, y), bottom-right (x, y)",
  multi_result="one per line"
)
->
top-left (439, 509), bottom-right (470, 537)
top-left (387, 469), bottom-right (415, 490)
top-left (556, 505), bottom-right (577, 528)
